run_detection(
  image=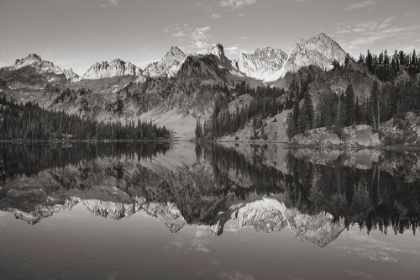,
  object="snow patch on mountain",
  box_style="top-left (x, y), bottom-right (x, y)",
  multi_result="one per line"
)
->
top-left (235, 47), bottom-right (288, 81)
